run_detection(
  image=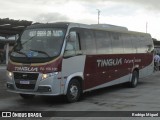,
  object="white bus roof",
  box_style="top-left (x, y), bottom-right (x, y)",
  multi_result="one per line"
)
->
top-left (29, 22), bottom-right (151, 36)
top-left (90, 24), bottom-right (128, 31)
